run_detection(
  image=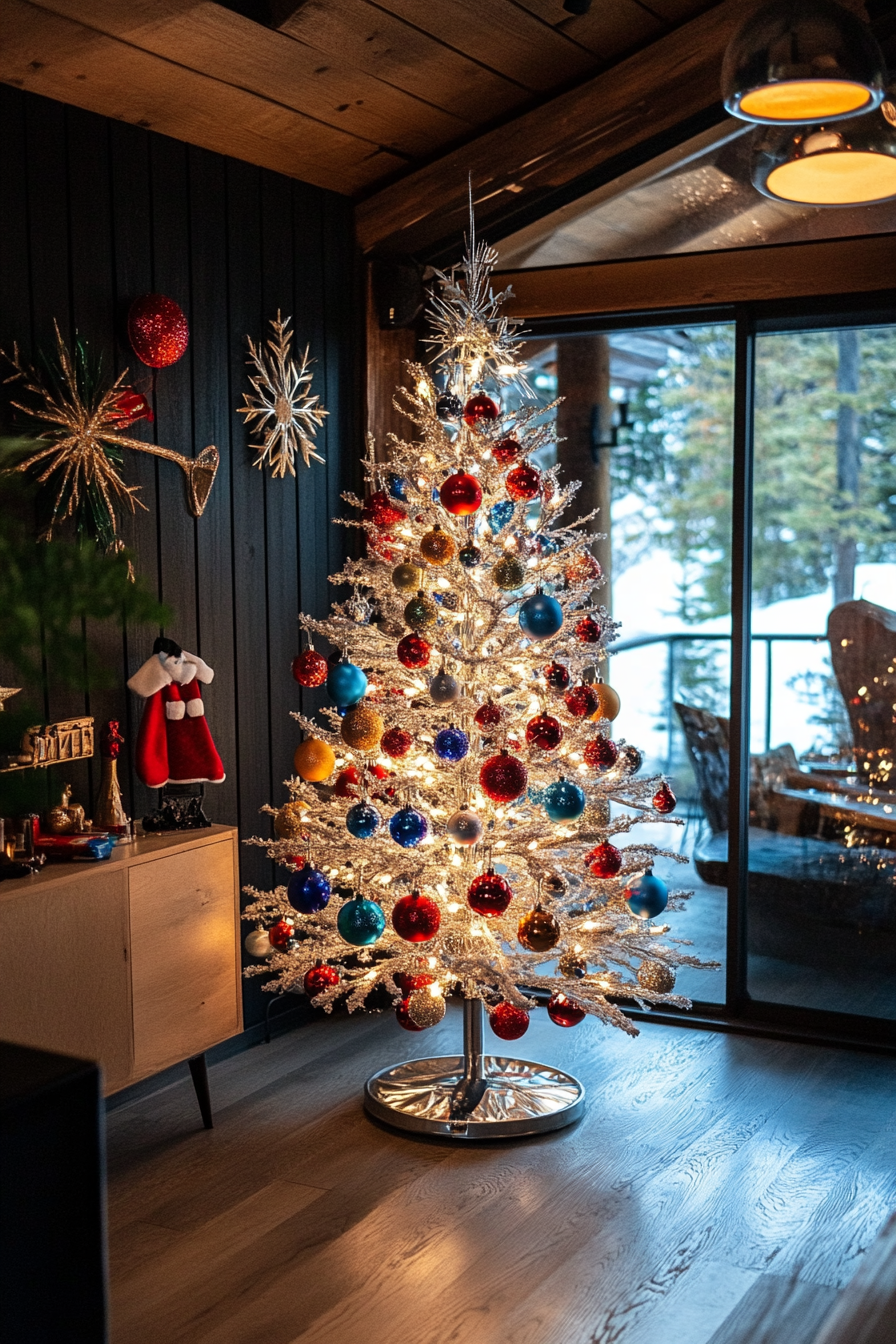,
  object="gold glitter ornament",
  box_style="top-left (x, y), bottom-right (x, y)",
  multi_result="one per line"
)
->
top-left (404, 590), bottom-right (438, 631)
top-left (340, 704), bottom-right (385, 751)
top-left (274, 801), bottom-right (306, 839)
top-left (637, 960), bottom-right (676, 993)
top-left (407, 985), bottom-right (447, 1027)
top-left (392, 562), bottom-right (422, 592)
top-left (420, 526), bottom-right (456, 566)
top-left (518, 907), bottom-right (561, 952)
top-left (558, 950), bottom-right (587, 979)
top-left (492, 555), bottom-right (526, 591)
top-left (293, 738), bottom-right (336, 782)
